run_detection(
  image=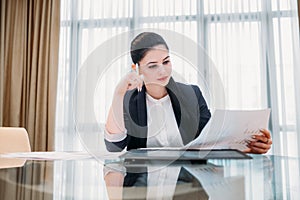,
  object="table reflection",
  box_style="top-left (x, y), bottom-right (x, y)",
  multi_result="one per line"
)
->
top-left (0, 161), bottom-right (53, 200)
top-left (104, 160), bottom-right (248, 200)
top-left (0, 155), bottom-right (299, 200)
